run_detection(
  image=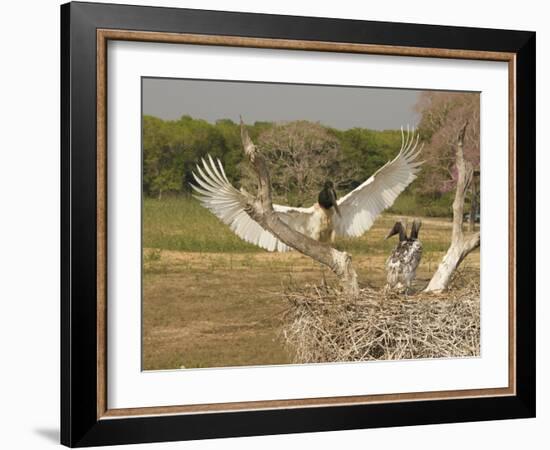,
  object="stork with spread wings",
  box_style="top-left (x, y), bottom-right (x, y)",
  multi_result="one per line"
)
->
top-left (191, 126), bottom-right (423, 252)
